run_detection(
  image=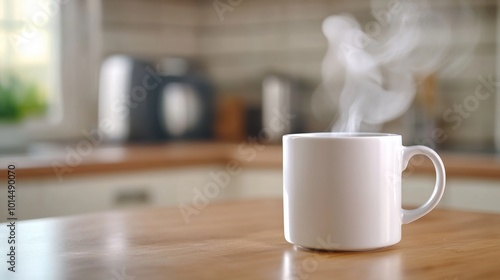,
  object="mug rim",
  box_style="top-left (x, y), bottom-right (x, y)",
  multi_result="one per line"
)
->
top-left (283, 132), bottom-right (400, 139)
